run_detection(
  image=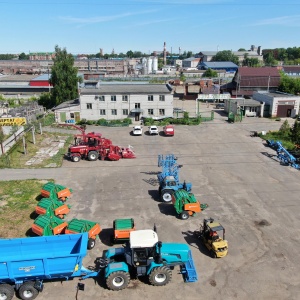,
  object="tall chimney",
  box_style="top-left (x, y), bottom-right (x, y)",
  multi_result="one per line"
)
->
top-left (163, 42), bottom-right (166, 65)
